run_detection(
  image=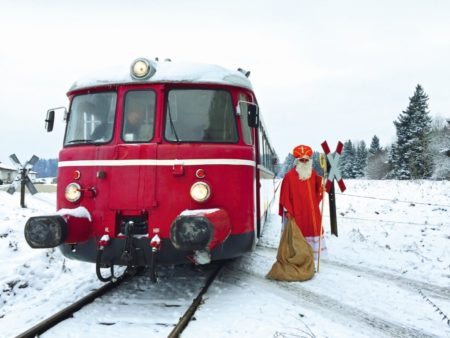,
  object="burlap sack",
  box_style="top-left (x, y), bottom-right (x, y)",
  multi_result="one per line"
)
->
top-left (266, 219), bottom-right (315, 281)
